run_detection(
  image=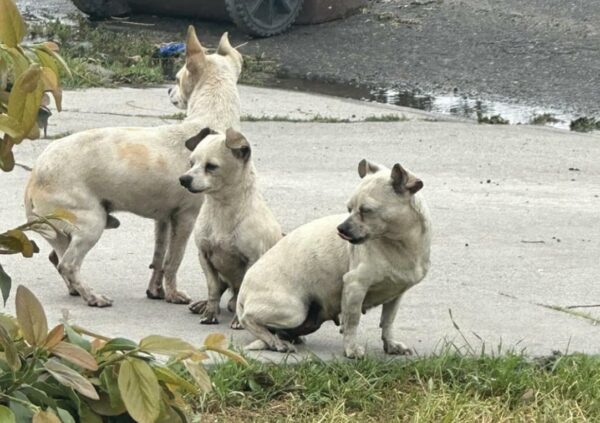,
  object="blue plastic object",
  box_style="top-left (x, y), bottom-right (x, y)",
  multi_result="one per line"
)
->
top-left (157, 42), bottom-right (186, 57)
